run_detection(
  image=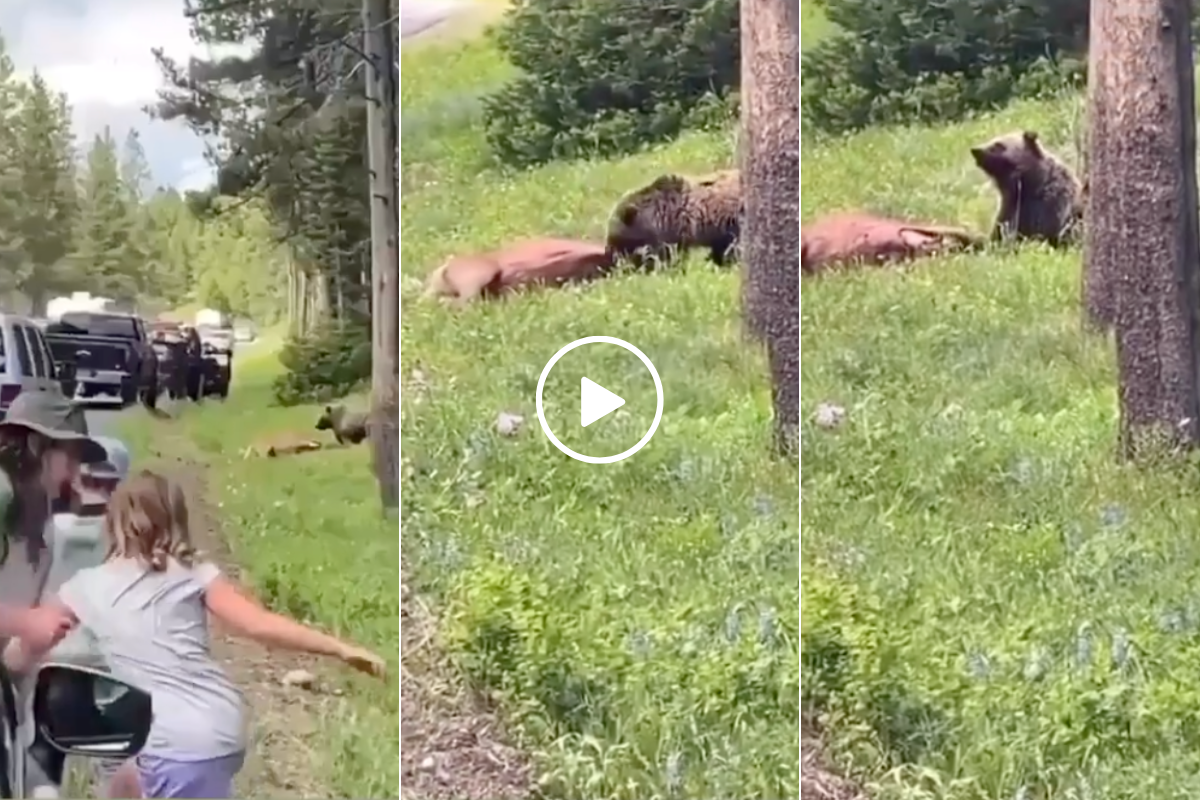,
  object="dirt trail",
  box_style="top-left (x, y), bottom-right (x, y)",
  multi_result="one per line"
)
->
top-left (400, 566), bottom-right (531, 799)
top-left (146, 442), bottom-right (338, 798)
